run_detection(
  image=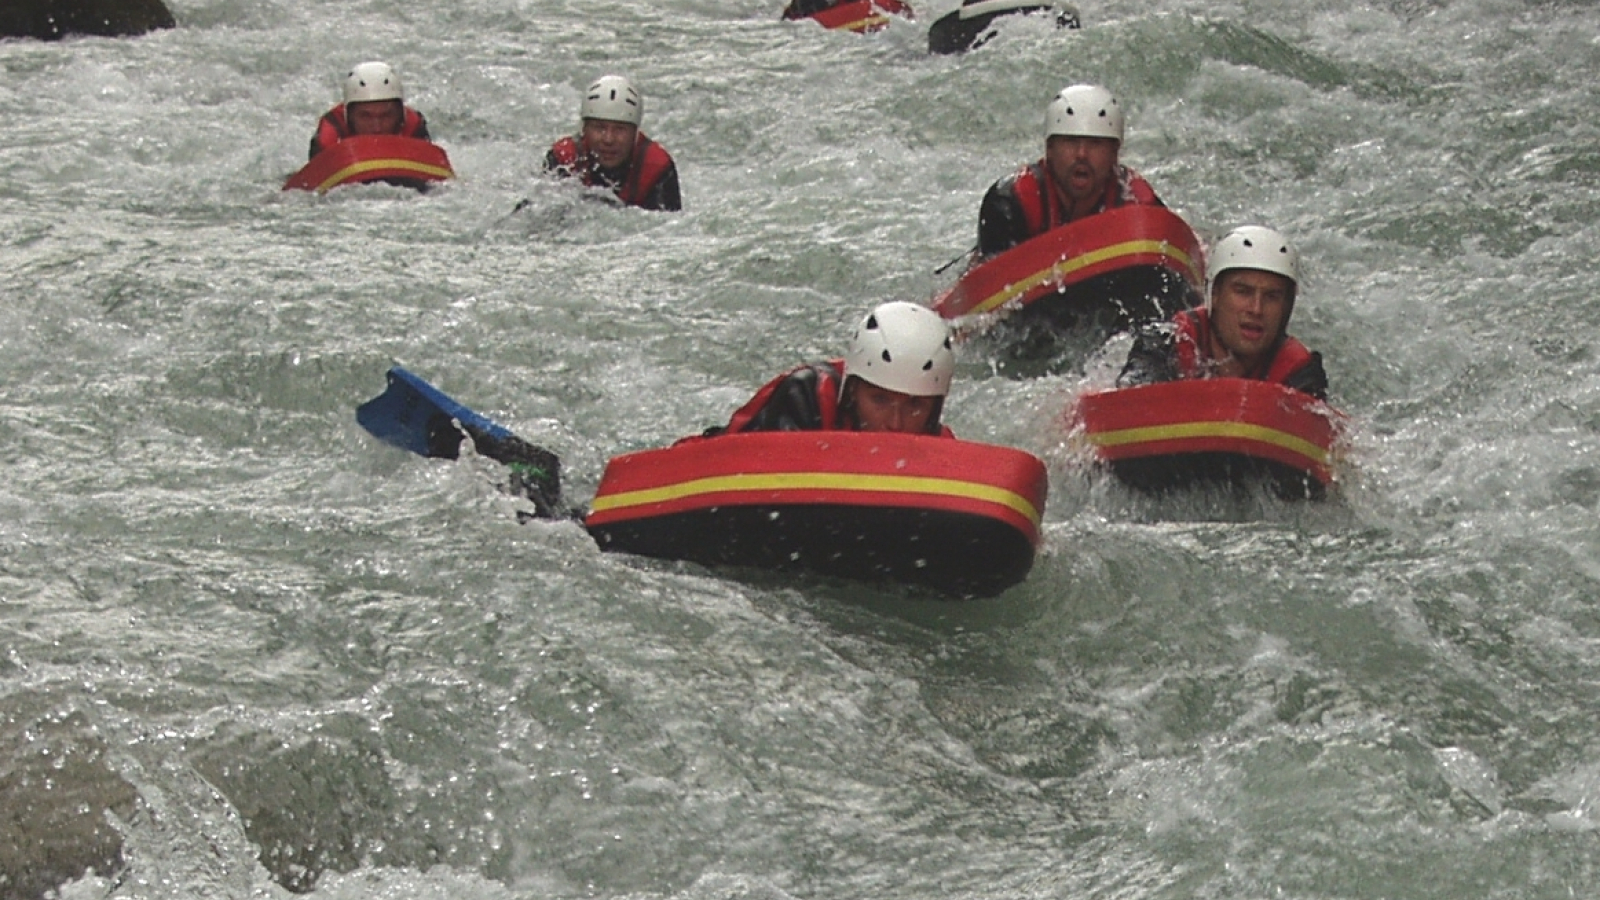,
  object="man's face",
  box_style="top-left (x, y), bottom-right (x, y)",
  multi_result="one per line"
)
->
top-left (1210, 269), bottom-right (1293, 367)
top-left (850, 382), bottom-right (939, 434)
top-left (348, 100), bottom-right (405, 136)
top-left (581, 118), bottom-right (639, 169)
top-left (1044, 135), bottom-right (1119, 207)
